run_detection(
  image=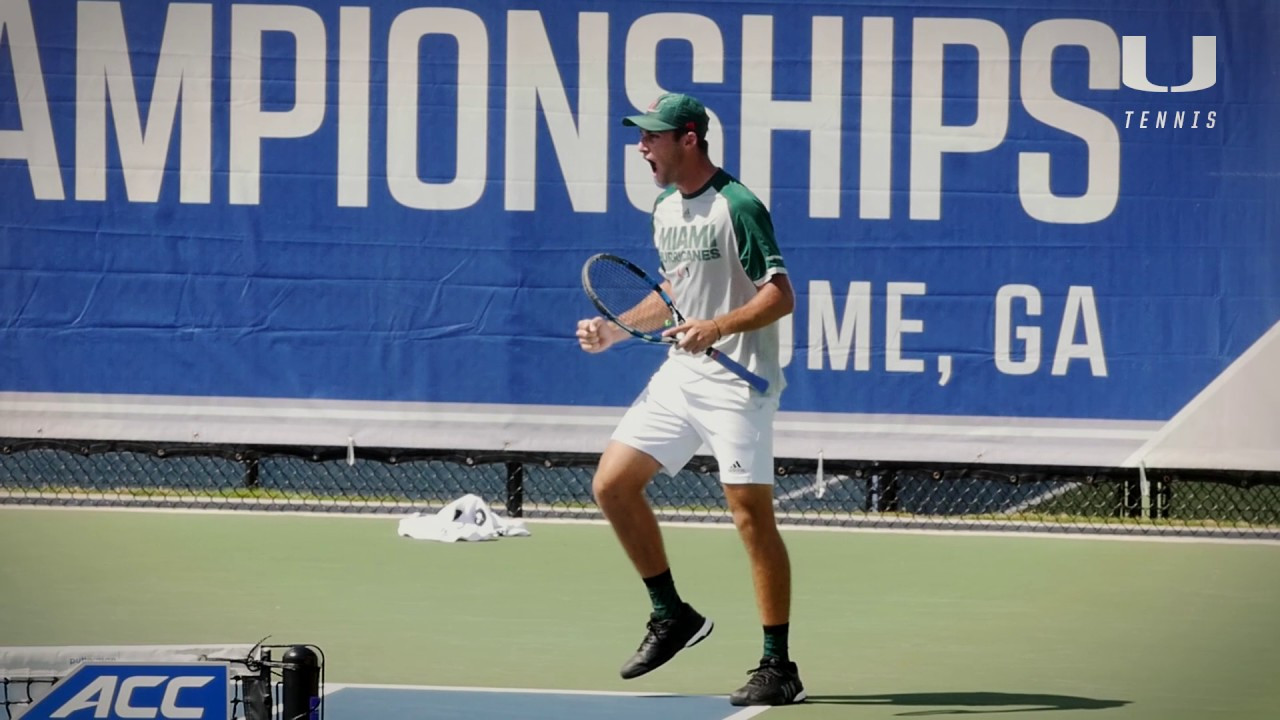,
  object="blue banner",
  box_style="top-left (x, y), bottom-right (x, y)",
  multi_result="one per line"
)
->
top-left (2, 0), bottom-right (1277, 467)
